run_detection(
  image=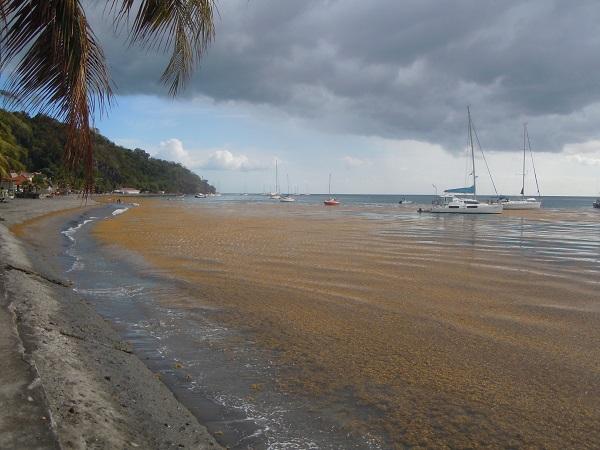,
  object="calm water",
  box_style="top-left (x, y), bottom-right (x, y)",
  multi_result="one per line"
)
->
top-left (55, 195), bottom-right (600, 449)
top-left (184, 193), bottom-right (598, 210)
